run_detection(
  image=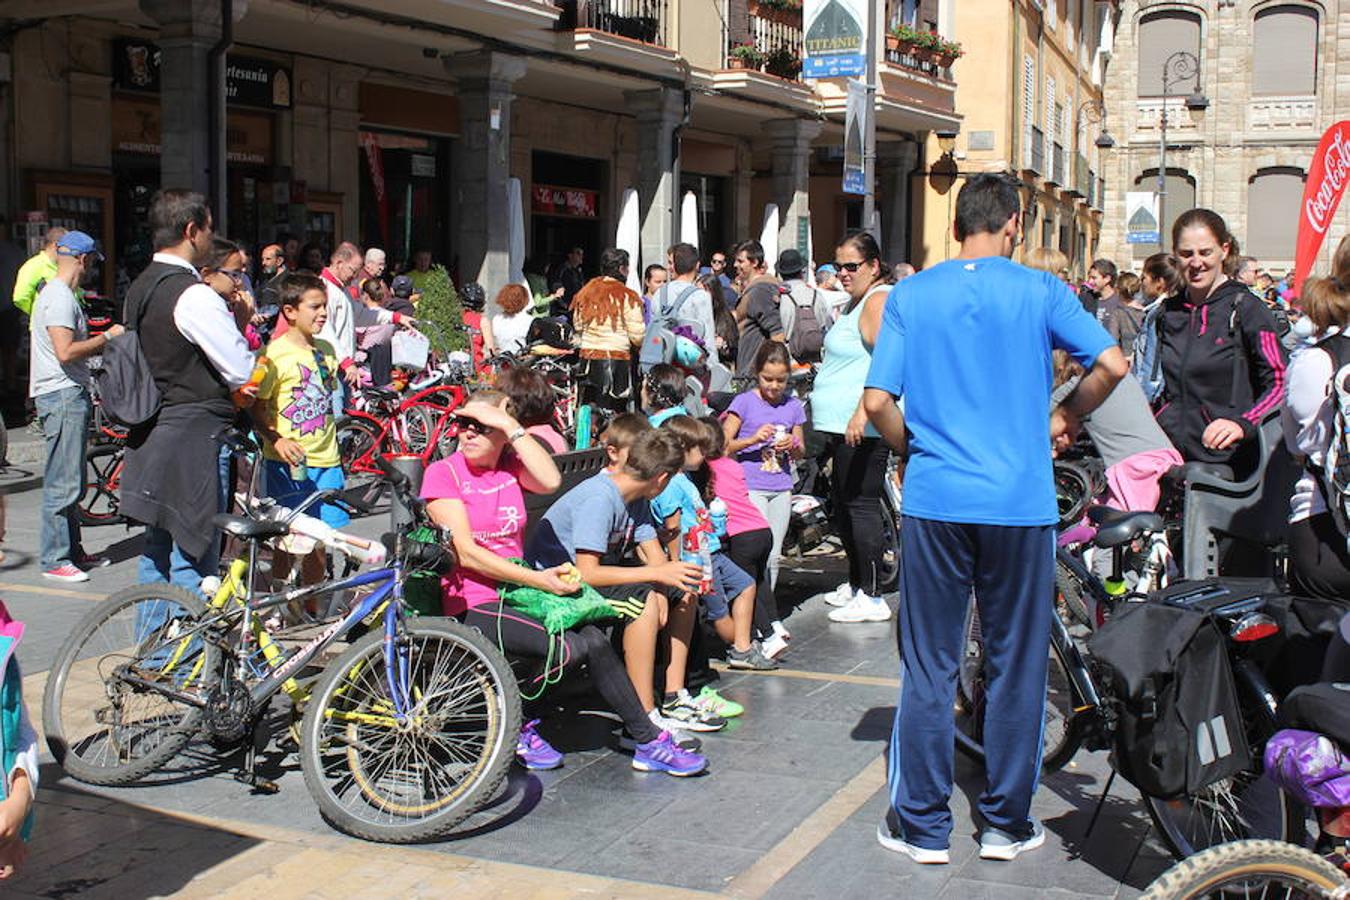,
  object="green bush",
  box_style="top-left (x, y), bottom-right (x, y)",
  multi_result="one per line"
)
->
top-left (415, 264), bottom-right (468, 354)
